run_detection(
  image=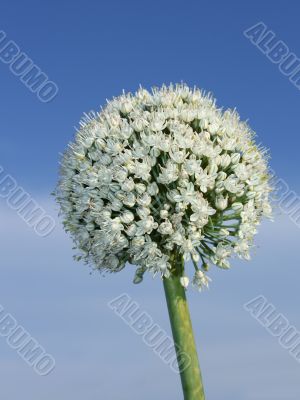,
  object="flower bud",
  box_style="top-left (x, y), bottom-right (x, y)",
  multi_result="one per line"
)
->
top-left (113, 167), bottom-right (128, 183)
top-left (135, 183), bottom-right (146, 194)
top-left (111, 199), bottom-right (123, 211)
top-left (137, 207), bottom-right (150, 218)
top-left (147, 182), bottom-right (159, 196)
top-left (132, 117), bottom-right (147, 132)
top-left (220, 228), bottom-right (230, 236)
top-left (192, 252), bottom-right (200, 262)
top-left (207, 163), bottom-right (218, 175)
top-left (132, 236), bottom-right (145, 248)
top-left (137, 192), bottom-right (151, 206)
top-left (215, 195), bottom-right (228, 210)
top-left (215, 187), bottom-right (224, 194)
top-left (158, 220), bottom-right (173, 235)
top-left (263, 202), bottom-right (272, 217)
top-left (199, 118), bottom-right (208, 130)
top-left (119, 100), bottom-right (133, 114)
top-left (160, 209), bottom-right (169, 219)
top-left (180, 276), bottom-right (189, 289)
top-left (232, 202), bottom-right (243, 212)
top-left (120, 211), bottom-right (134, 224)
top-left (217, 171), bottom-right (227, 181)
top-left (126, 224), bottom-right (137, 237)
top-left (180, 108), bottom-right (195, 122)
top-left (101, 209), bottom-right (111, 219)
top-left (165, 242), bottom-right (174, 250)
top-left (123, 193), bottom-right (136, 207)
top-left (220, 154), bottom-right (231, 168)
top-left (231, 153), bottom-right (241, 164)
top-left (121, 179), bottom-right (135, 192)
top-left (208, 122), bottom-right (219, 134)
top-left (202, 263), bottom-right (209, 271)
top-left (133, 267), bottom-right (145, 284)
top-left (86, 222), bottom-right (95, 231)
top-left (111, 218), bottom-right (123, 232)
top-left (246, 191), bottom-right (256, 199)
